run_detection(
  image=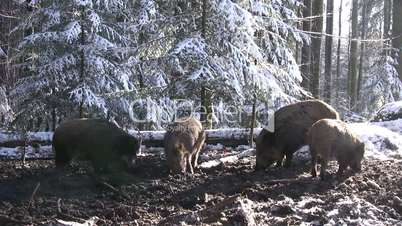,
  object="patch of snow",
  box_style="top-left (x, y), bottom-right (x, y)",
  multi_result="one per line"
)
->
top-left (0, 145), bottom-right (53, 159)
top-left (0, 131), bottom-right (53, 144)
top-left (372, 119), bottom-right (402, 134)
top-left (349, 123), bottom-right (402, 160)
top-left (372, 101), bottom-right (402, 122)
top-left (0, 47), bottom-right (5, 57)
